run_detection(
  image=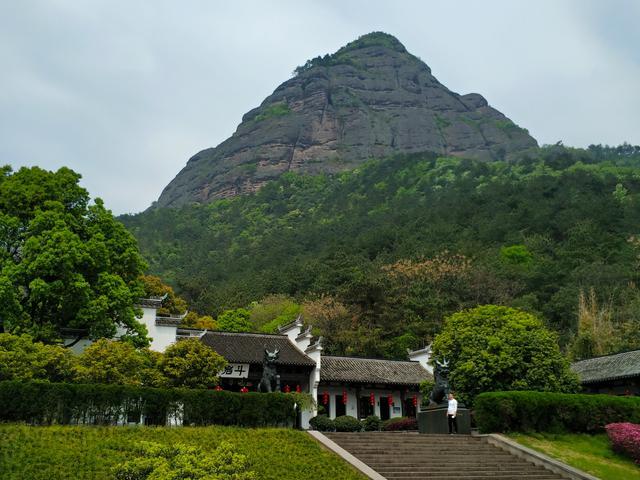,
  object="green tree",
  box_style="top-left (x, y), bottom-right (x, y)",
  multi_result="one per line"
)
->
top-left (159, 338), bottom-right (226, 388)
top-left (0, 333), bottom-right (76, 382)
top-left (249, 294), bottom-right (301, 333)
top-left (217, 308), bottom-right (252, 332)
top-left (74, 339), bottom-right (148, 385)
top-left (140, 275), bottom-right (187, 316)
top-left (180, 312), bottom-right (217, 330)
top-left (0, 166), bottom-right (148, 346)
top-left (432, 305), bottom-right (579, 405)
